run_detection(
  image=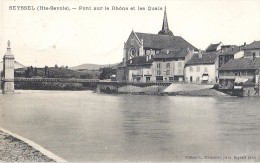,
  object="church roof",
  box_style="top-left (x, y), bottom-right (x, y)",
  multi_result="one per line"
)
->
top-left (158, 7), bottom-right (173, 35)
top-left (153, 48), bottom-right (190, 59)
top-left (135, 32), bottom-right (197, 51)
